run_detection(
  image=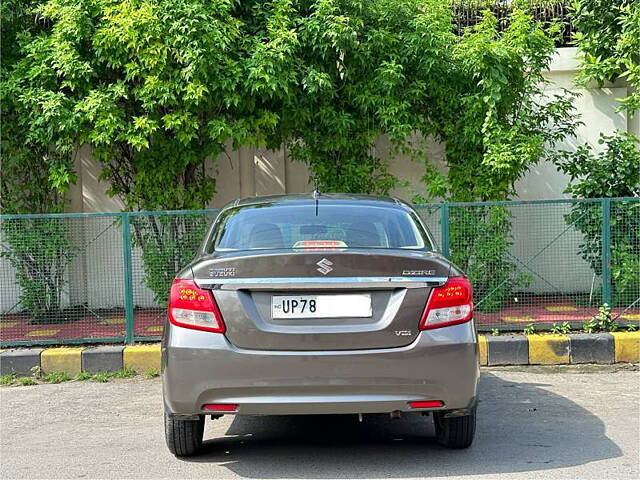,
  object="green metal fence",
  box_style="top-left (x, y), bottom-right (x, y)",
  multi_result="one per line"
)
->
top-left (1, 198), bottom-right (638, 346)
